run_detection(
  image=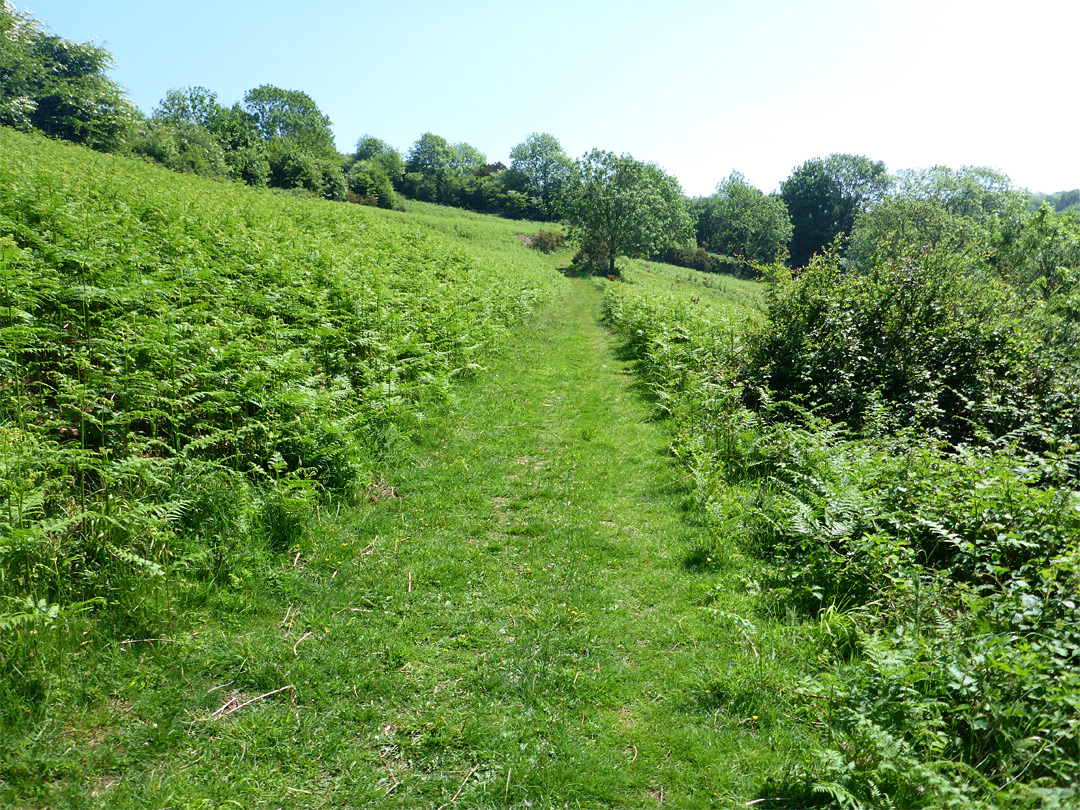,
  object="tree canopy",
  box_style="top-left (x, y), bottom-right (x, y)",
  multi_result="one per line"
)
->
top-left (507, 132), bottom-right (572, 220)
top-left (894, 165), bottom-right (1025, 227)
top-left (692, 171), bottom-right (792, 264)
top-left (846, 197), bottom-right (968, 268)
top-left (781, 154), bottom-right (890, 267)
top-left (564, 150), bottom-right (692, 276)
top-left (153, 86), bottom-right (222, 129)
top-left (241, 84), bottom-right (336, 156)
top-left (847, 166), bottom-right (1026, 269)
top-left (0, 3), bottom-right (135, 150)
